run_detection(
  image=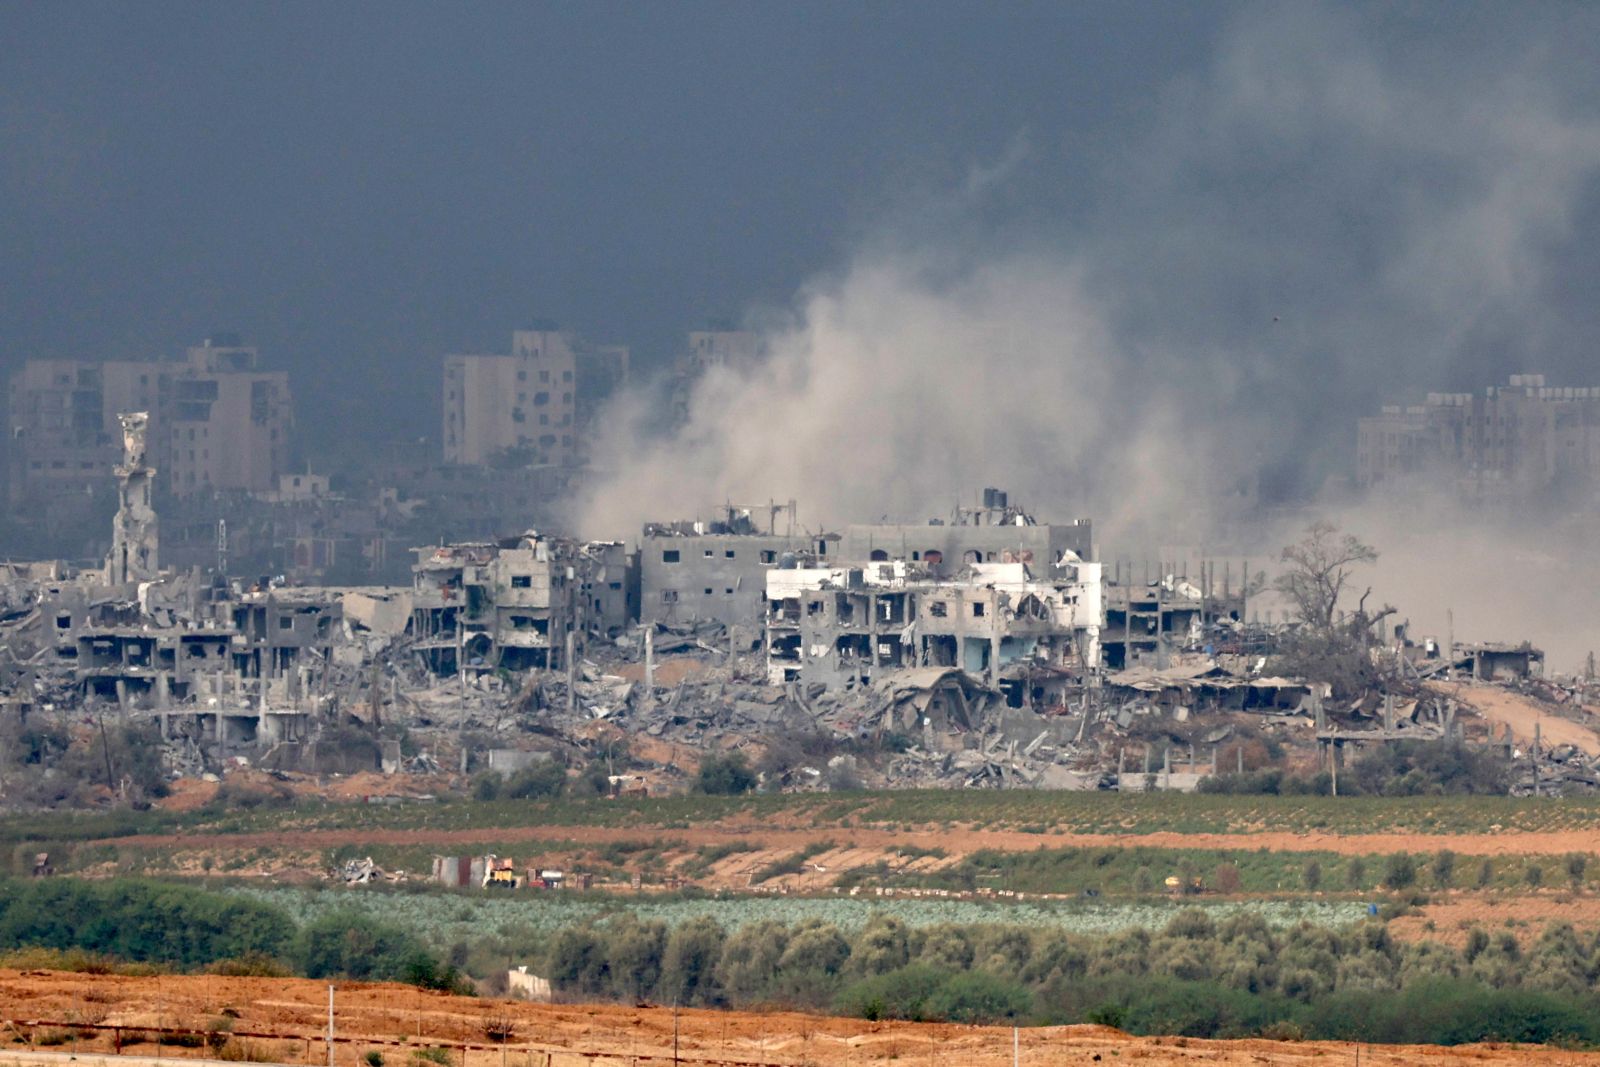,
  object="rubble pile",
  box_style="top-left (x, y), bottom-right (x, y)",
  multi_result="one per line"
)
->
top-left (0, 523), bottom-right (1593, 806)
